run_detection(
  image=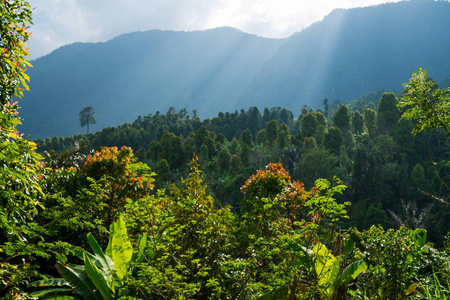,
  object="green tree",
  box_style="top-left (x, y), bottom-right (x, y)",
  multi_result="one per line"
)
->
top-left (265, 119), bottom-right (278, 147)
top-left (352, 110), bottom-right (364, 135)
top-left (399, 67), bottom-right (450, 137)
top-left (79, 106), bottom-right (97, 134)
top-left (230, 154), bottom-right (241, 174)
top-left (332, 105), bottom-right (351, 131)
top-left (136, 157), bottom-right (236, 299)
top-left (278, 123), bottom-right (290, 148)
top-left (303, 136), bottom-right (317, 153)
top-left (300, 112), bottom-right (317, 138)
top-left (0, 0), bottom-right (32, 105)
top-left (0, 3), bottom-right (64, 297)
top-left (194, 126), bottom-right (208, 149)
top-left (80, 146), bottom-right (154, 228)
top-left (324, 126), bottom-right (343, 155)
top-left (314, 125), bottom-right (327, 146)
top-left (256, 129), bottom-right (266, 146)
top-left (364, 108), bottom-right (377, 138)
top-left (156, 159), bottom-right (172, 182)
top-left (411, 163), bottom-right (426, 188)
top-left (316, 110), bottom-right (327, 128)
top-left (376, 93), bottom-right (400, 135)
top-left (217, 148), bottom-right (231, 173)
top-left (324, 98), bottom-right (329, 118)
top-left (240, 128), bottom-right (254, 148)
